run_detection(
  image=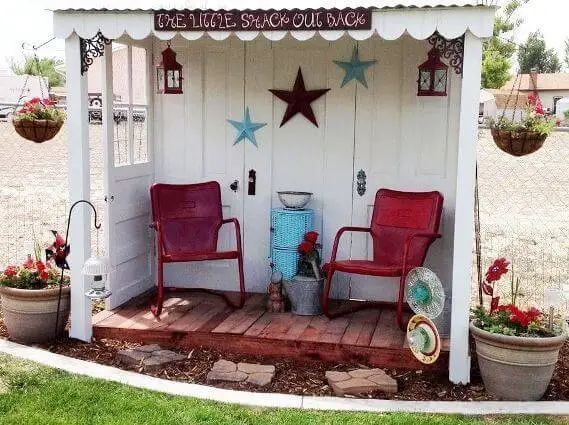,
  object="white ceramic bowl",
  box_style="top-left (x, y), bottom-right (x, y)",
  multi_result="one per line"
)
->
top-left (277, 191), bottom-right (312, 209)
